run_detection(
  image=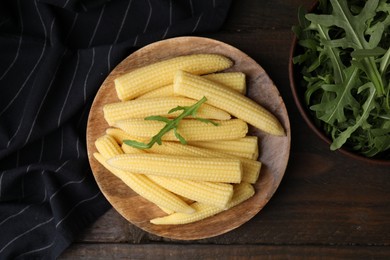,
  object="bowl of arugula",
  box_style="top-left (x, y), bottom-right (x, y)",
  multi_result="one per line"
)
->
top-left (289, 0), bottom-right (390, 164)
